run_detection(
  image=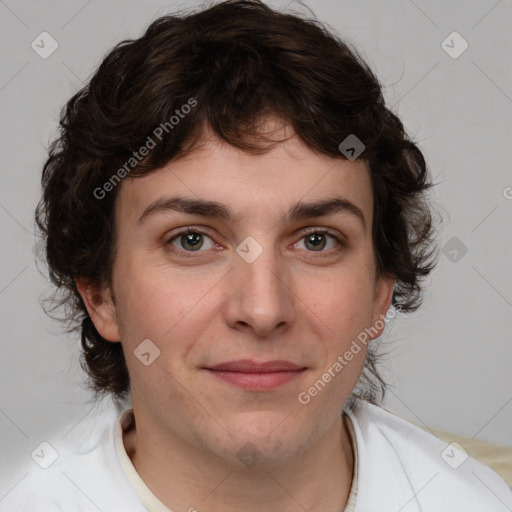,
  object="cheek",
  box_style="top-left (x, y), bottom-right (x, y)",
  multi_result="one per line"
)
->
top-left (304, 264), bottom-right (375, 336)
top-left (112, 259), bottom-right (226, 394)
top-left (299, 266), bottom-right (375, 398)
top-left (300, 277), bottom-right (372, 413)
top-left (113, 253), bottom-right (209, 339)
